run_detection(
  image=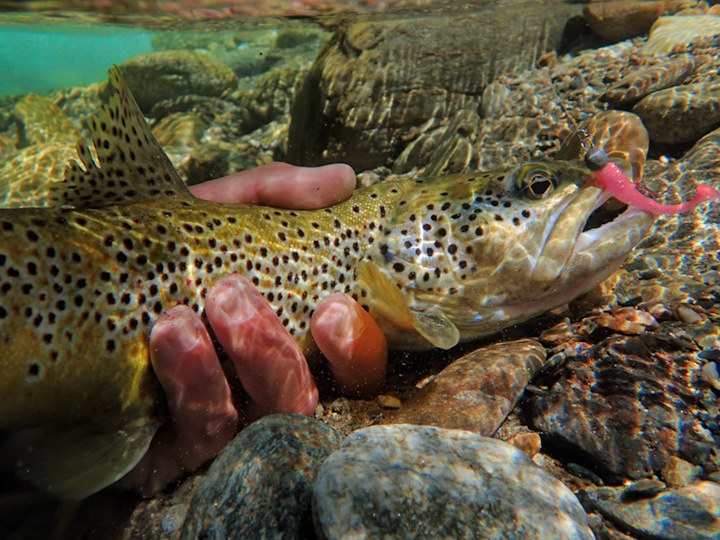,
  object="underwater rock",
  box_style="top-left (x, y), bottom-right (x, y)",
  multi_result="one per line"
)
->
top-left (582, 1), bottom-right (689, 42)
top-left (633, 81), bottom-right (720, 145)
top-left (661, 456), bottom-right (702, 488)
top-left (599, 53), bottom-right (700, 107)
top-left (286, 4), bottom-right (579, 171)
top-left (529, 332), bottom-right (718, 483)
top-left (313, 424), bottom-right (594, 540)
top-left (392, 108), bottom-right (479, 175)
top-left (580, 481), bottom-right (720, 540)
top-left (0, 94), bottom-right (81, 207)
top-left (181, 414), bottom-right (342, 540)
top-left (236, 62), bottom-right (309, 134)
top-left (181, 143), bottom-right (231, 185)
top-left (382, 339), bottom-right (546, 435)
top-left (213, 47), bottom-right (284, 79)
top-left (149, 94), bottom-right (232, 120)
top-left (642, 13), bottom-right (720, 55)
top-left (119, 50), bottom-right (237, 113)
top-left (152, 112), bottom-right (206, 149)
